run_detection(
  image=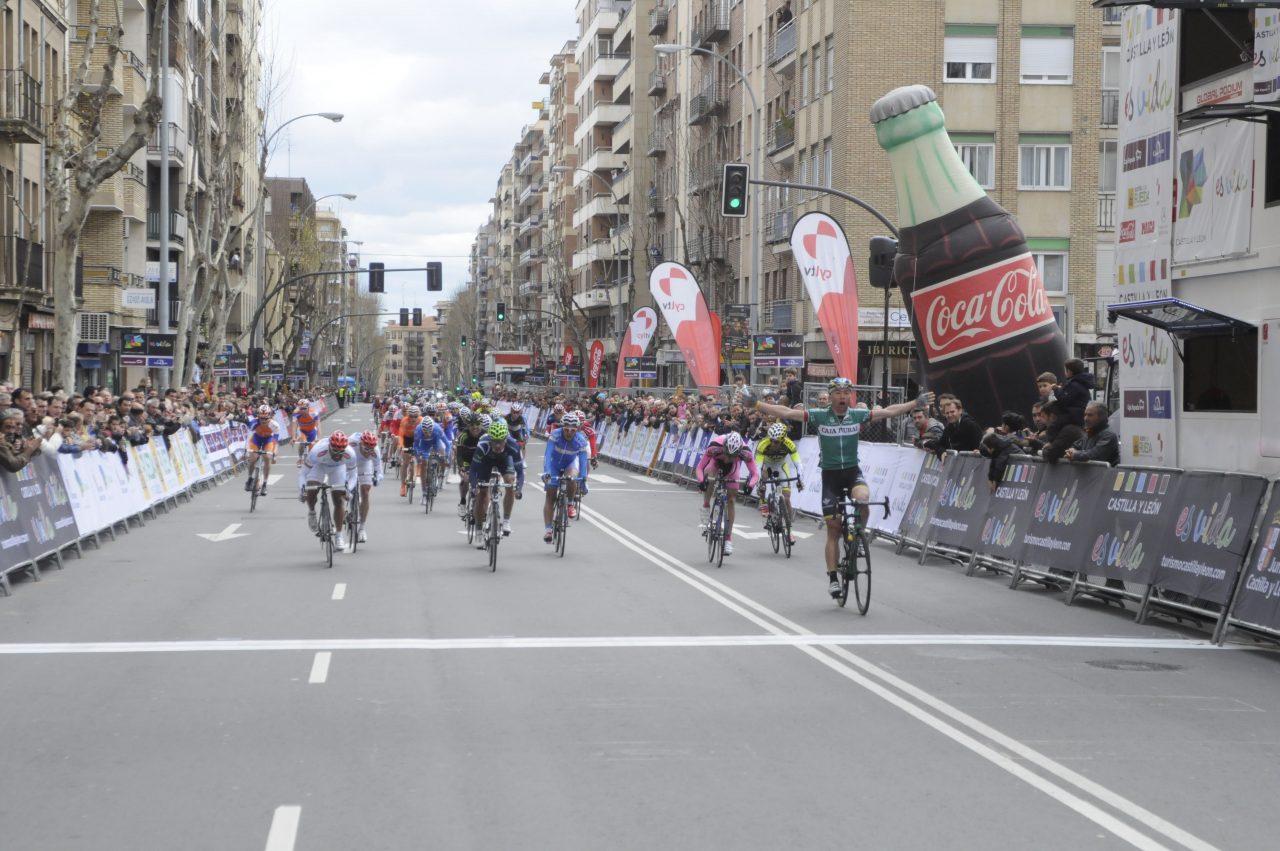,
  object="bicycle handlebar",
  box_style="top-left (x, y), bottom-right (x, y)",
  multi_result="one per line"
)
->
top-left (847, 496), bottom-right (892, 519)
